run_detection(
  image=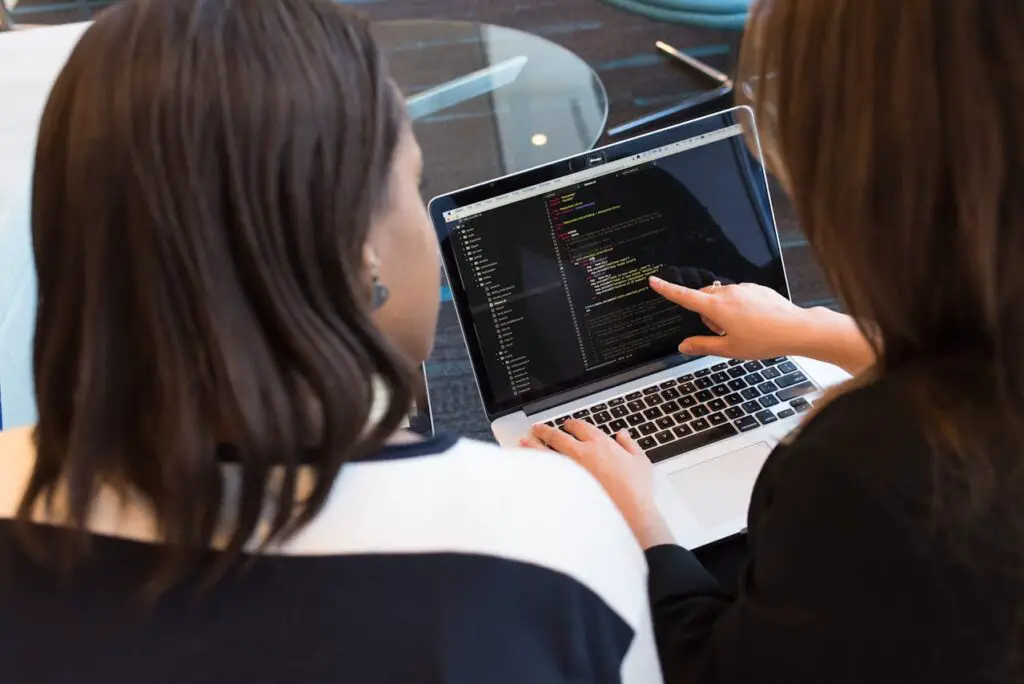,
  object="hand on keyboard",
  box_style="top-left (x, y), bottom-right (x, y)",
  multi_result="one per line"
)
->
top-left (523, 420), bottom-right (674, 549)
